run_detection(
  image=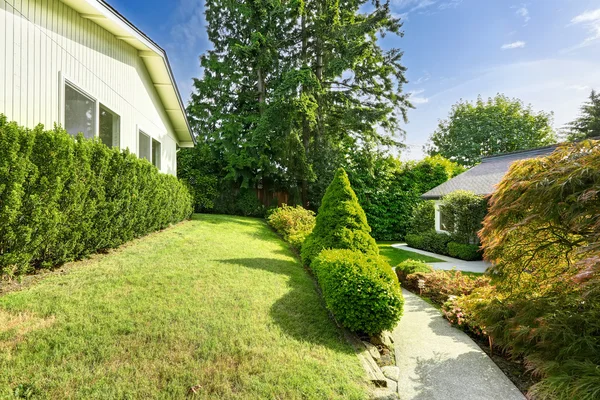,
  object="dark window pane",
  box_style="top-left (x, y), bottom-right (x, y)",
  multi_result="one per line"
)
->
top-left (99, 105), bottom-right (120, 148)
top-left (152, 139), bottom-right (161, 169)
top-left (65, 83), bottom-right (96, 139)
top-left (138, 131), bottom-right (151, 161)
